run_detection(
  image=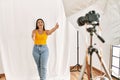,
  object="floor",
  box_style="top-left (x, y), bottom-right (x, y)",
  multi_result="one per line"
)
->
top-left (70, 66), bottom-right (117, 80)
top-left (0, 67), bottom-right (118, 80)
top-left (70, 72), bottom-right (117, 80)
top-left (0, 74), bottom-right (5, 80)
